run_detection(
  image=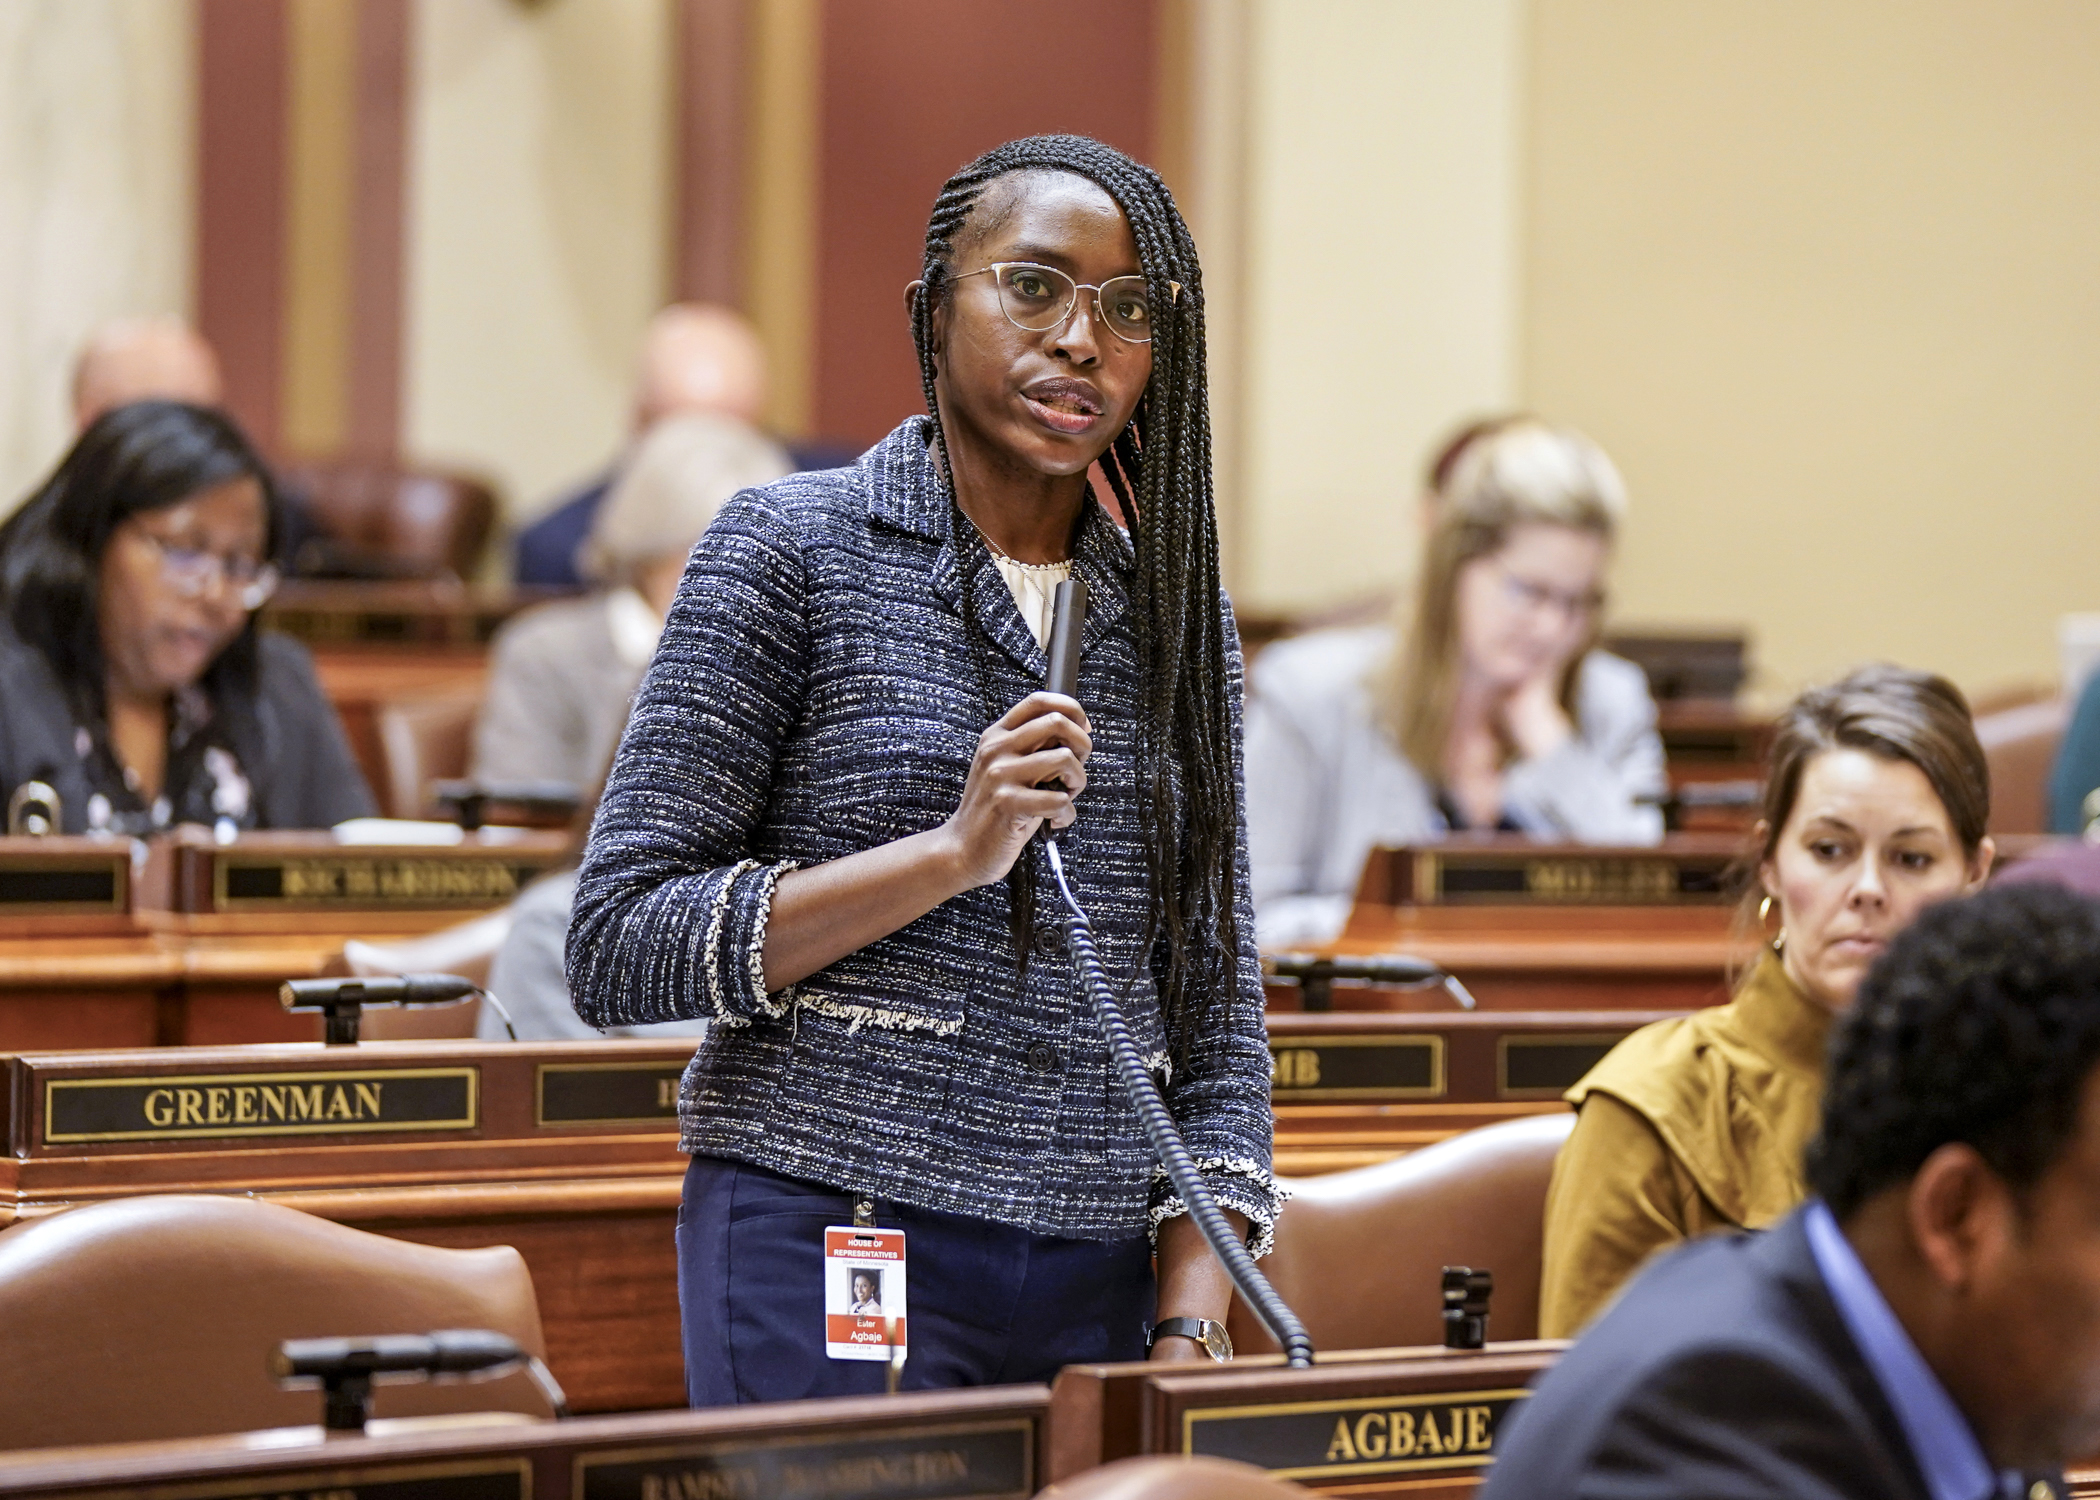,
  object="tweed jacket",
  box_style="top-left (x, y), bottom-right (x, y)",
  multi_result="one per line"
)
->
top-left (566, 417), bottom-right (1279, 1251)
